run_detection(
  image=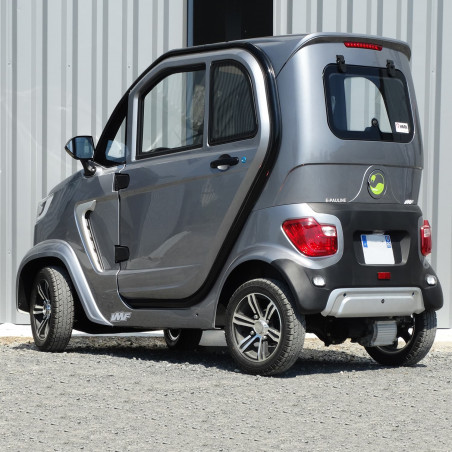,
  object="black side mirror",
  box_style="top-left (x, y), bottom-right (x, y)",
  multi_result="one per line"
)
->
top-left (65, 136), bottom-right (96, 176)
top-left (65, 136), bottom-right (95, 159)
